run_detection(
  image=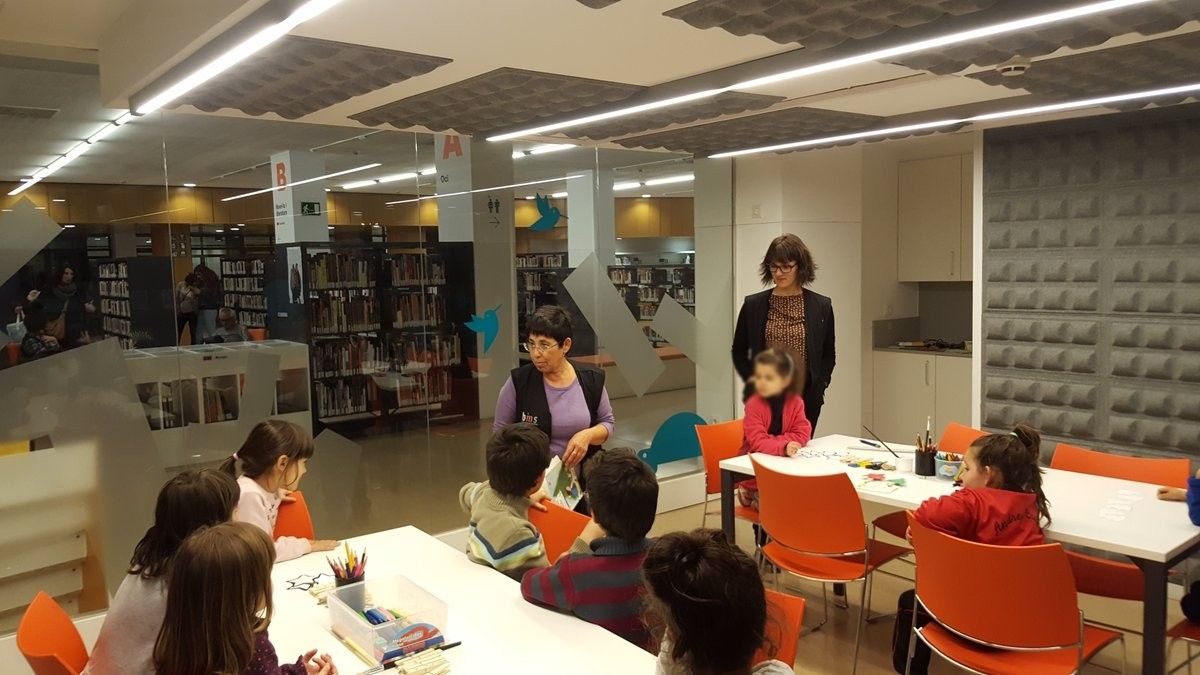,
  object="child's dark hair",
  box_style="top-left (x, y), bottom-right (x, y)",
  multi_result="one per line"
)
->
top-left (219, 420), bottom-right (314, 484)
top-left (23, 302), bottom-right (48, 333)
top-left (754, 347), bottom-right (798, 394)
top-left (129, 469), bottom-right (239, 580)
top-left (643, 529), bottom-right (771, 674)
top-left (970, 423), bottom-right (1050, 525)
top-left (583, 448), bottom-right (658, 543)
top-left (486, 423), bottom-right (552, 496)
